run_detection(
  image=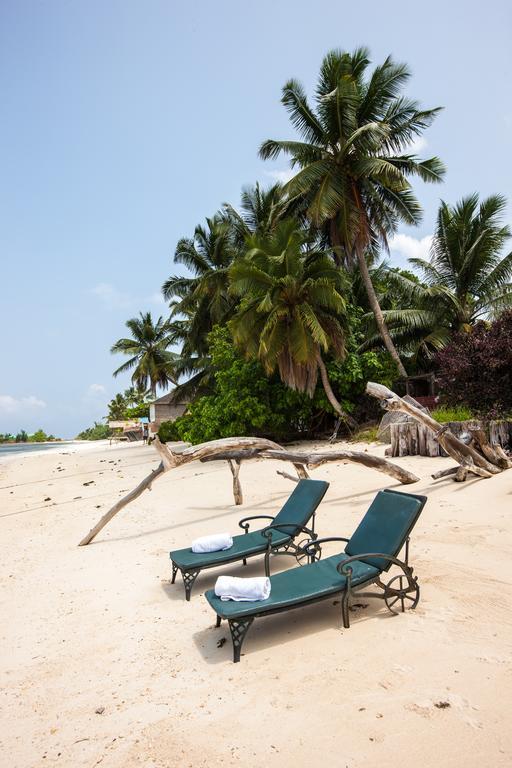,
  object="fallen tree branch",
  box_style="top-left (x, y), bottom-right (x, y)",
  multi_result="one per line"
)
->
top-left (367, 381), bottom-right (504, 482)
top-left (78, 432), bottom-right (419, 546)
